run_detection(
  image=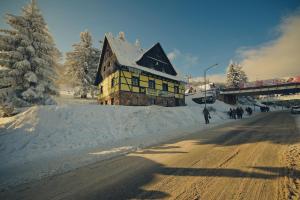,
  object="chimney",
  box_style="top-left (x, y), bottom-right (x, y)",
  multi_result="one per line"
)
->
top-left (135, 39), bottom-right (140, 48)
top-left (118, 32), bottom-right (125, 41)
